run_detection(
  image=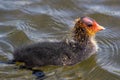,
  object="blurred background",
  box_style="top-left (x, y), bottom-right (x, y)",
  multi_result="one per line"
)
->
top-left (0, 0), bottom-right (120, 80)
